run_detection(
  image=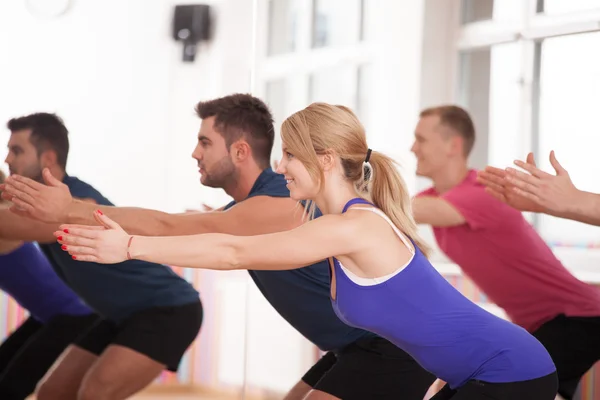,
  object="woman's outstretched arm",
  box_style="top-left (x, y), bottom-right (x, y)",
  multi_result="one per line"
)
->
top-left (56, 210), bottom-right (365, 271)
